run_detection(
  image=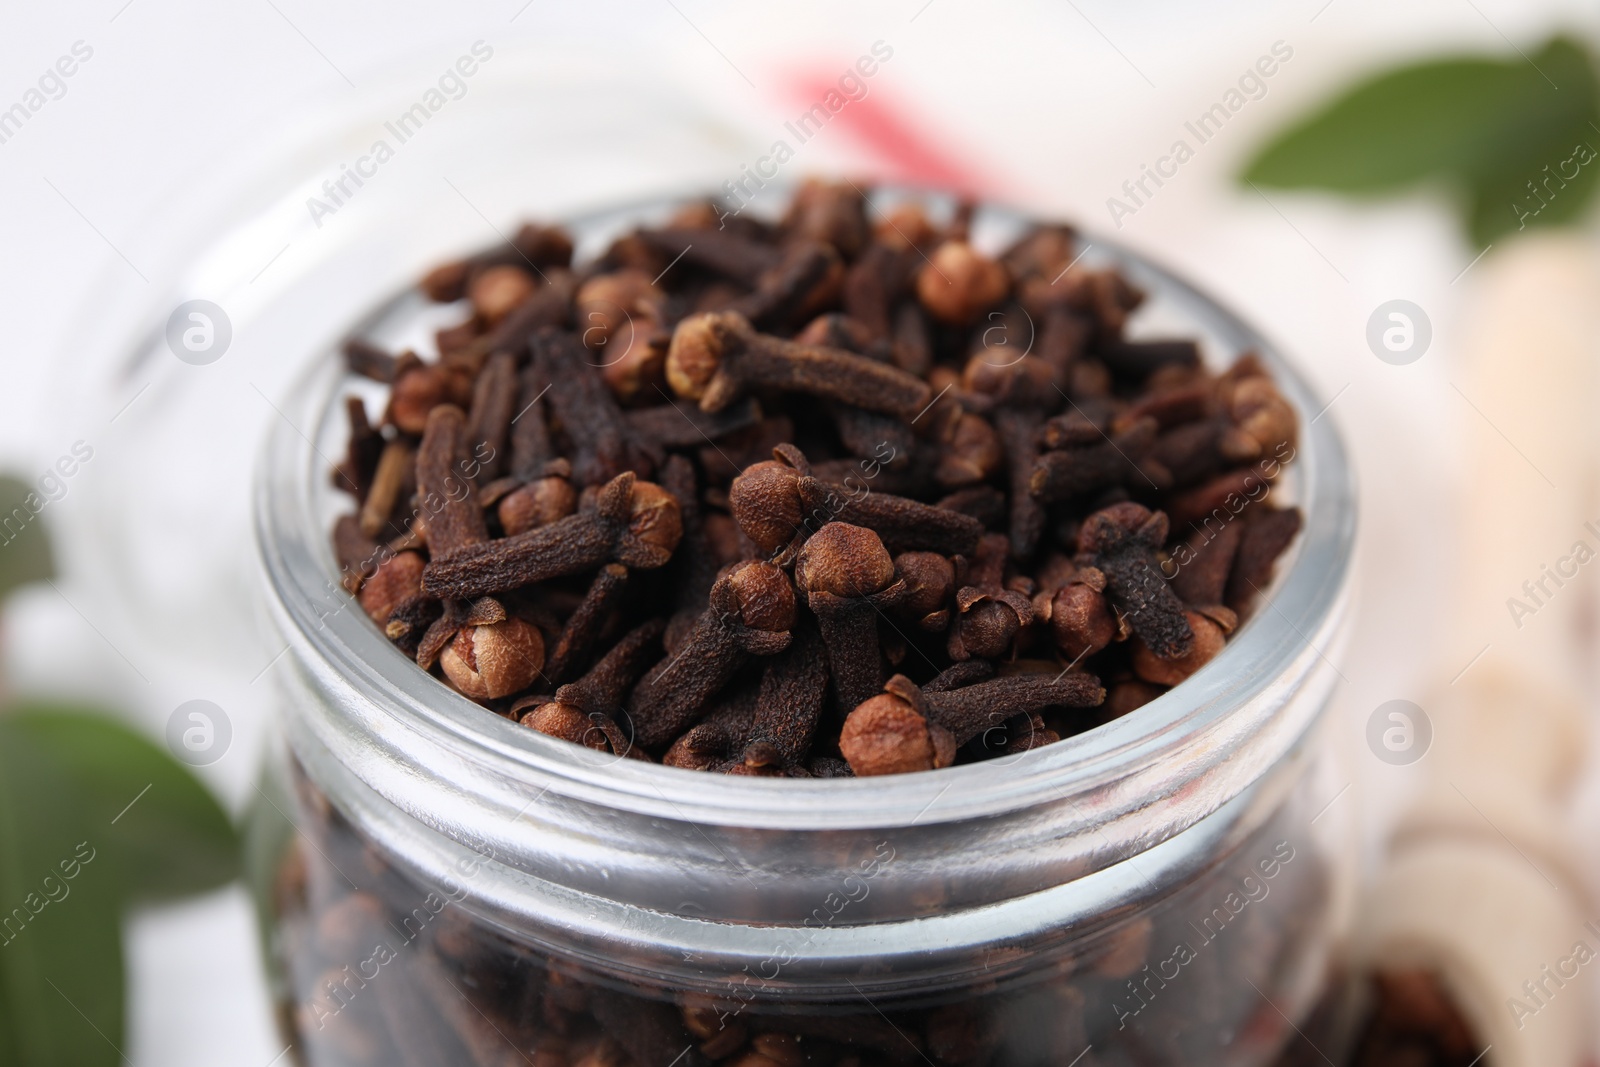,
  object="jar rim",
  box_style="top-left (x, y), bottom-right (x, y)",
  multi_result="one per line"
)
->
top-left (254, 188), bottom-right (1357, 832)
